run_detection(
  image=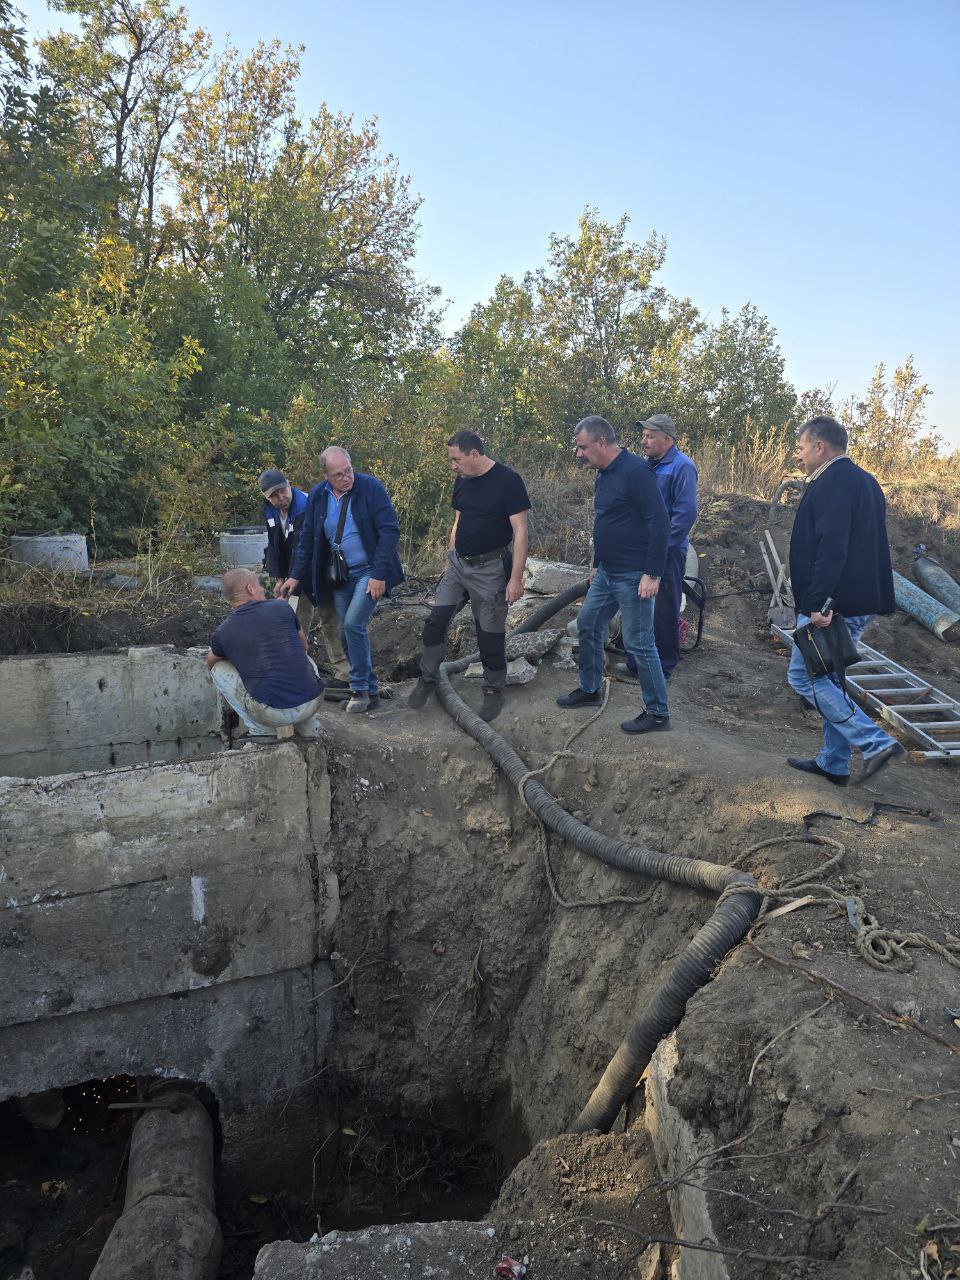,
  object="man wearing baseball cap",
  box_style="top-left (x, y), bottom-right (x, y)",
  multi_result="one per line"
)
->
top-left (259, 468), bottom-right (350, 687)
top-left (615, 414), bottom-right (698, 683)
